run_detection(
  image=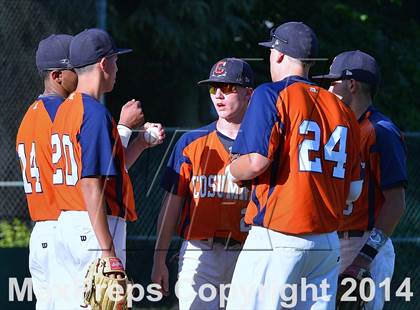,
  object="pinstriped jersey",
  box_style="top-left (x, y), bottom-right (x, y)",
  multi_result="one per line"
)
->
top-left (161, 122), bottom-right (250, 242)
top-left (340, 106), bottom-right (407, 231)
top-left (50, 92), bottom-right (137, 221)
top-left (232, 76), bottom-right (361, 234)
top-left (16, 95), bottom-right (64, 221)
